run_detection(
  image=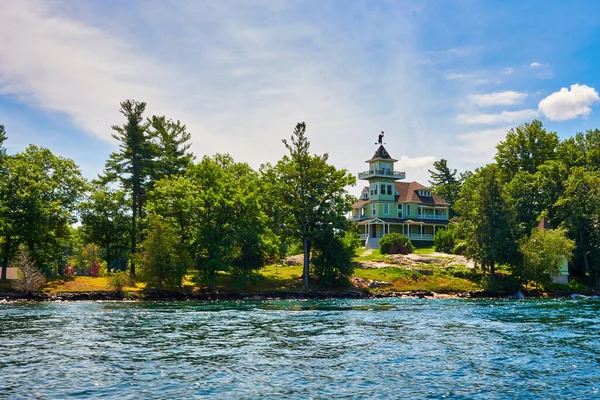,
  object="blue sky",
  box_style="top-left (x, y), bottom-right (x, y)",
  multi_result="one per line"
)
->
top-left (1, 0), bottom-right (600, 195)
